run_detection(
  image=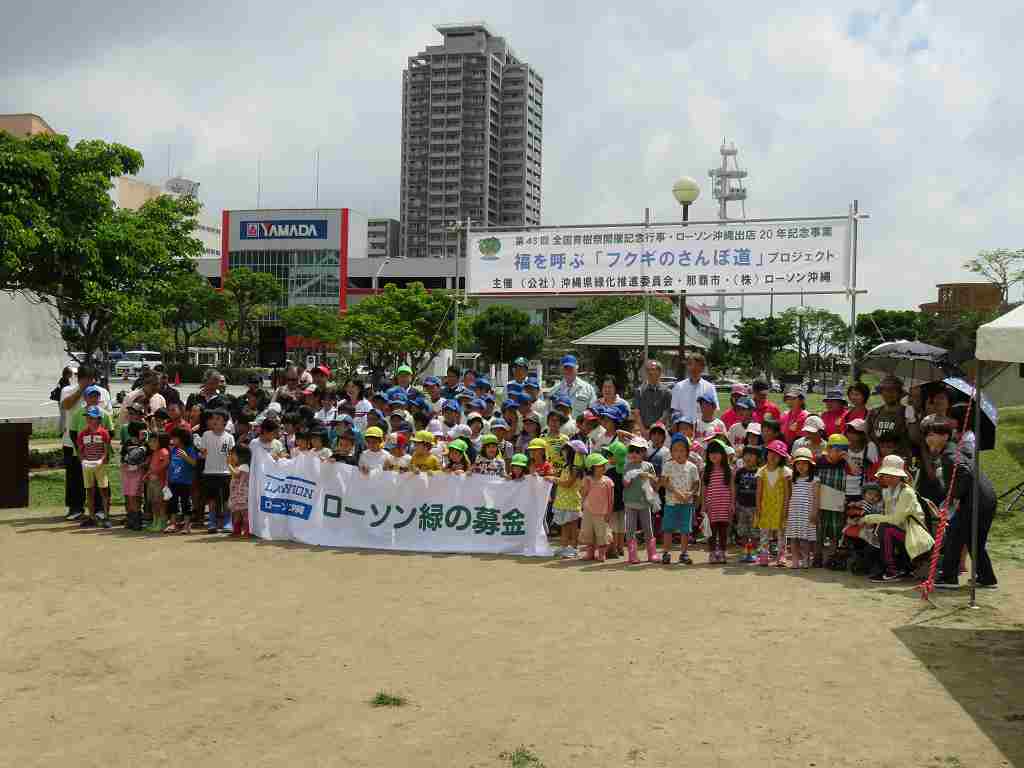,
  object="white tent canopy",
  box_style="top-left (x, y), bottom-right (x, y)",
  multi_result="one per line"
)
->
top-left (976, 303), bottom-right (1024, 363)
top-left (571, 311), bottom-right (712, 350)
